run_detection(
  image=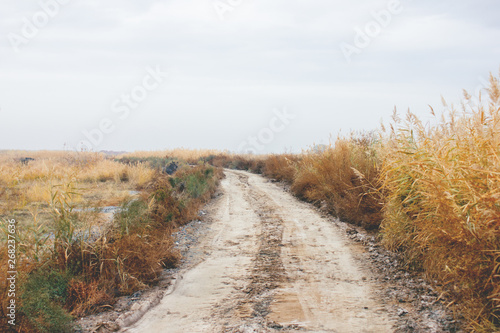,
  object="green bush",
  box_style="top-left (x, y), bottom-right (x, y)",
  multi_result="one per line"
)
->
top-left (20, 270), bottom-right (73, 333)
top-left (185, 174), bottom-right (208, 199)
top-left (116, 200), bottom-right (151, 236)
